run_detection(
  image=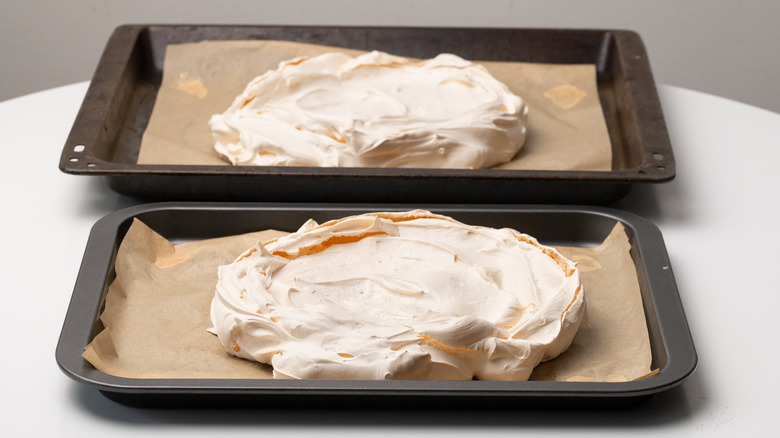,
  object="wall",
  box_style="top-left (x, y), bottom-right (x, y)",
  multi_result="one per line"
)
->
top-left (1, 0), bottom-right (778, 112)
